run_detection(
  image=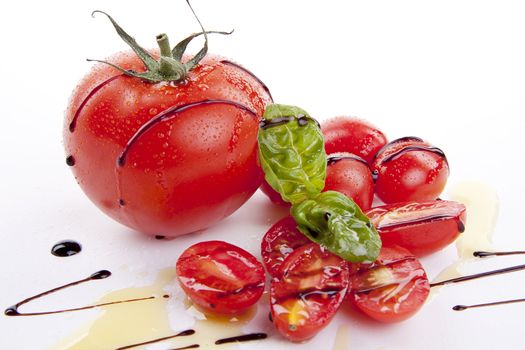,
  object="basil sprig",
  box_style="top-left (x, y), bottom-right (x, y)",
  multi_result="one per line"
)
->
top-left (291, 191), bottom-right (381, 262)
top-left (258, 103), bottom-right (381, 263)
